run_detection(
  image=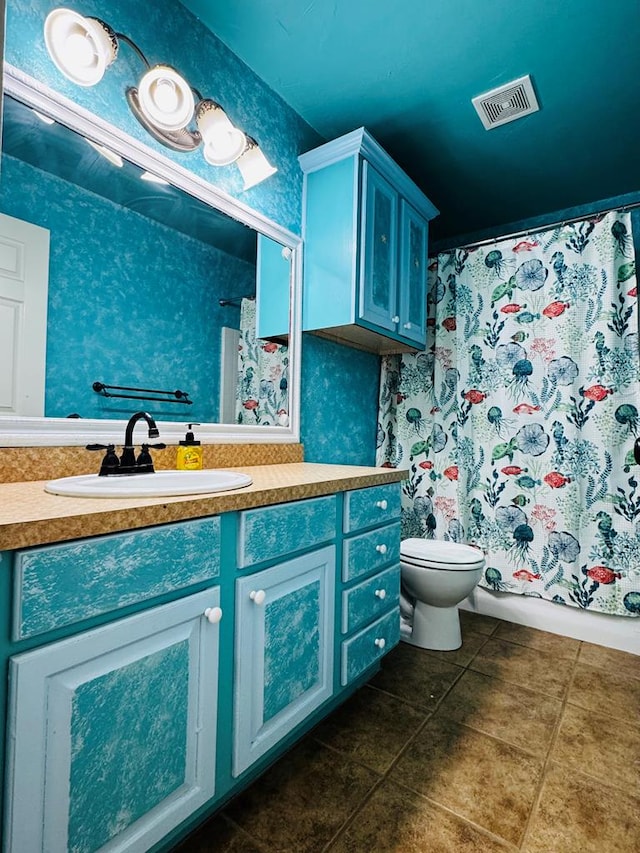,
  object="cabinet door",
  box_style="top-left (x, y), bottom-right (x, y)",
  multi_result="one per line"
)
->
top-left (359, 162), bottom-right (398, 332)
top-left (233, 546), bottom-right (335, 776)
top-left (256, 233), bottom-right (291, 340)
top-left (398, 201), bottom-right (428, 346)
top-left (4, 589), bottom-right (220, 853)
